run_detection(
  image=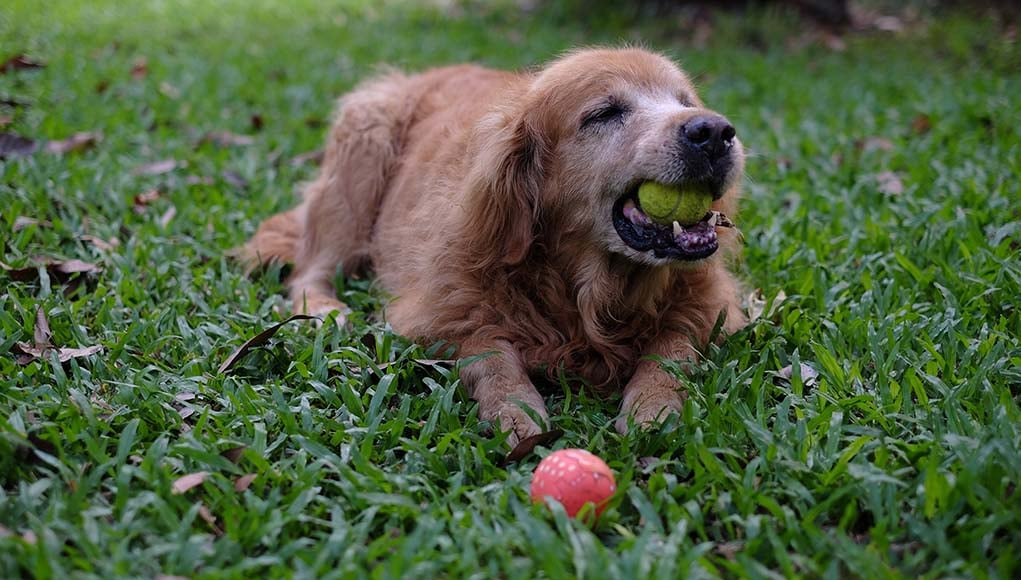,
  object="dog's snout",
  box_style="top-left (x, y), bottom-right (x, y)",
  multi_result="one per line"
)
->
top-left (681, 115), bottom-right (736, 160)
